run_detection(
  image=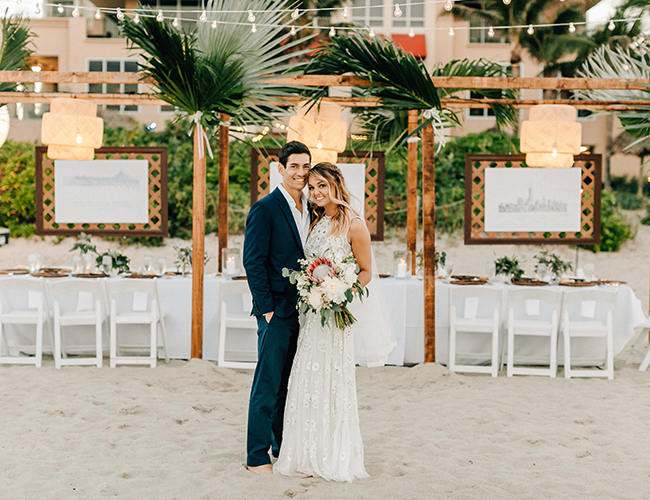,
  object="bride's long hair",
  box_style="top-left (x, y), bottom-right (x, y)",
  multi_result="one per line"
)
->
top-left (308, 163), bottom-right (359, 237)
